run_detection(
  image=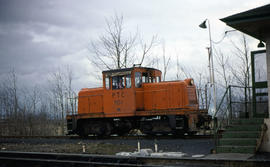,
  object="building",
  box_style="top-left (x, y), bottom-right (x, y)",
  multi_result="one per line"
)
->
top-left (221, 4), bottom-right (270, 152)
